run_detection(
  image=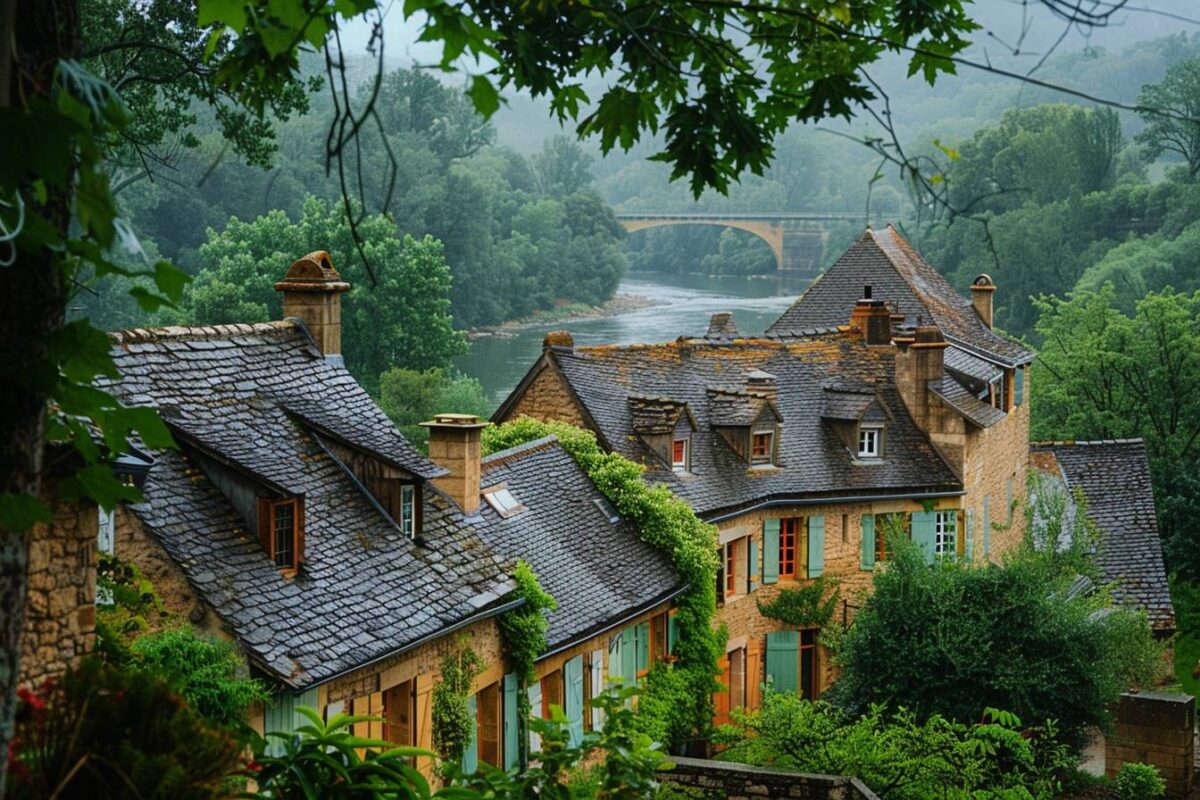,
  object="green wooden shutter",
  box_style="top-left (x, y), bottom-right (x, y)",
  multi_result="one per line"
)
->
top-left (461, 694), bottom-right (479, 774)
top-left (608, 633), bottom-right (624, 686)
top-left (860, 514), bottom-right (876, 570)
top-left (621, 627), bottom-right (636, 683)
top-left (765, 632), bottom-right (799, 694)
top-left (636, 622), bottom-right (650, 673)
top-left (983, 497), bottom-right (991, 558)
top-left (503, 673), bottom-right (519, 770)
top-left (263, 688), bottom-right (319, 756)
top-left (762, 519), bottom-right (780, 584)
top-left (667, 615), bottom-right (679, 655)
top-left (748, 539), bottom-right (758, 592)
top-left (965, 509), bottom-right (974, 562)
top-left (911, 510), bottom-right (936, 564)
top-left (807, 516), bottom-right (825, 578)
top-left (1014, 366), bottom-right (1024, 406)
top-left (564, 656), bottom-right (584, 747)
